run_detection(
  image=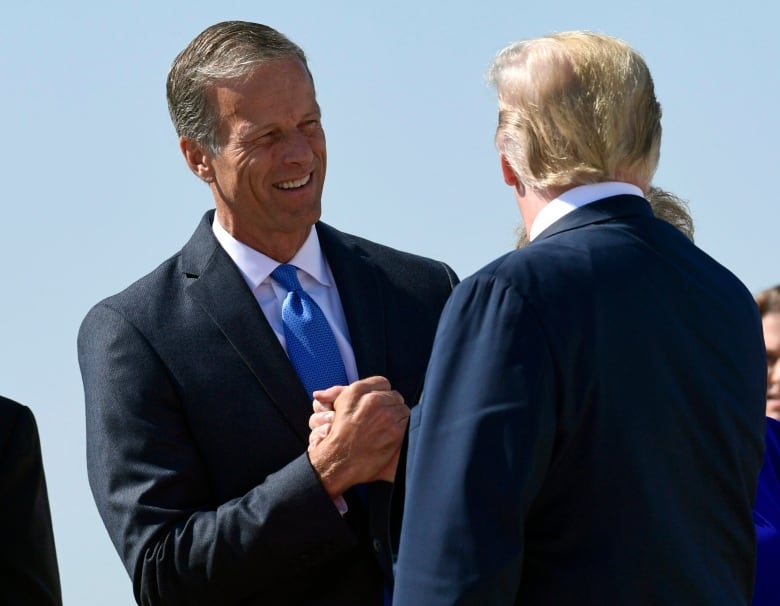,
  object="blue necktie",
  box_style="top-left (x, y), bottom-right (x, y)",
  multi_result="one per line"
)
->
top-left (271, 264), bottom-right (348, 397)
top-left (273, 264), bottom-right (389, 605)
